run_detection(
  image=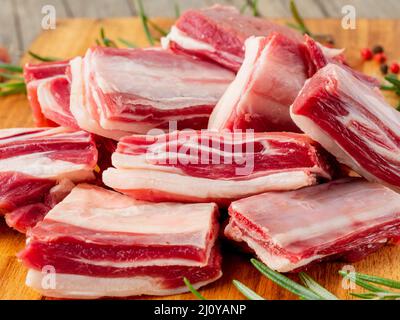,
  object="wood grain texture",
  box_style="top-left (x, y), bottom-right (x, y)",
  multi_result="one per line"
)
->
top-left (0, 17), bottom-right (399, 300)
